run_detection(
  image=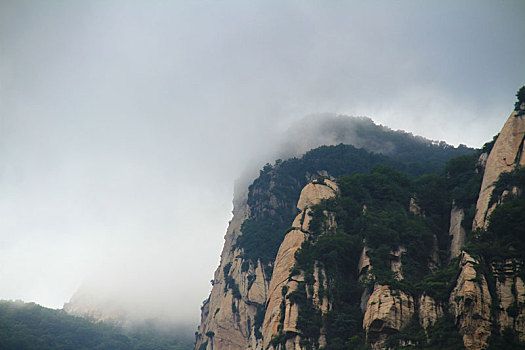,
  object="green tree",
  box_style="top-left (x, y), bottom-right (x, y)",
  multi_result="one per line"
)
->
top-left (516, 85), bottom-right (525, 103)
